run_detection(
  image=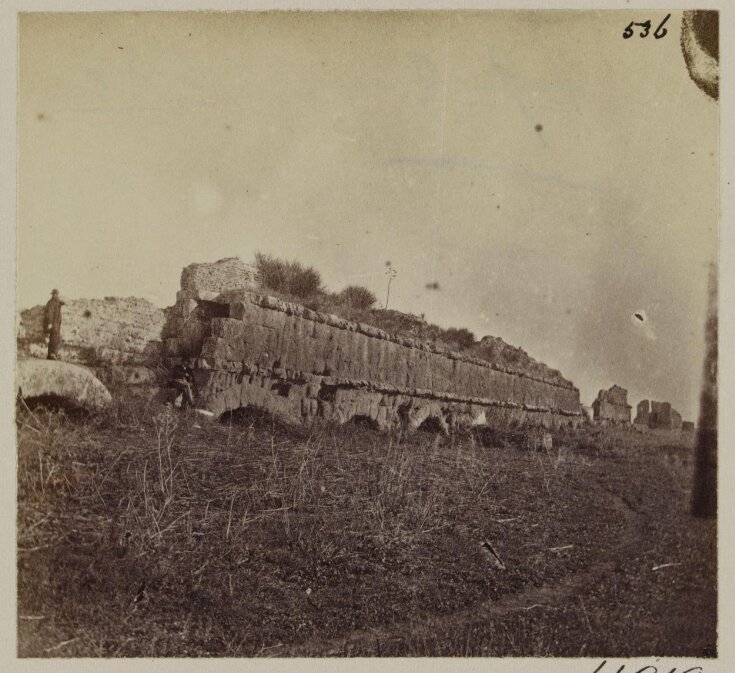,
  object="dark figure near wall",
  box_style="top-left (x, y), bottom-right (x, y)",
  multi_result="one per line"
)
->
top-left (169, 364), bottom-right (196, 410)
top-left (42, 289), bottom-right (64, 360)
